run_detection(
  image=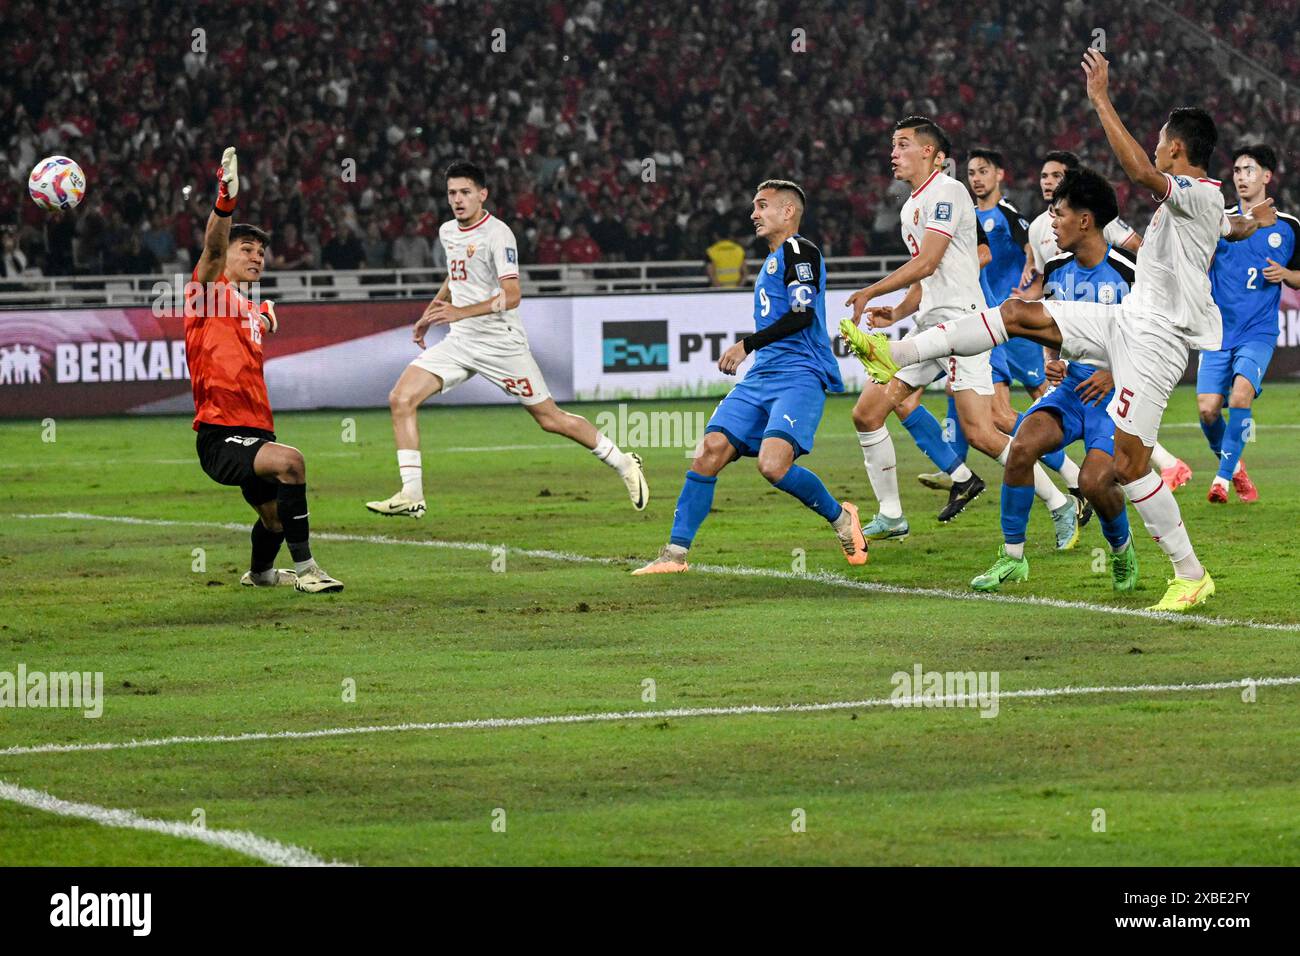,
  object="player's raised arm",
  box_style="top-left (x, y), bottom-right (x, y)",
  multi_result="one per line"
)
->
top-left (195, 148), bottom-right (240, 284)
top-left (1081, 50), bottom-right (1166, 198)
